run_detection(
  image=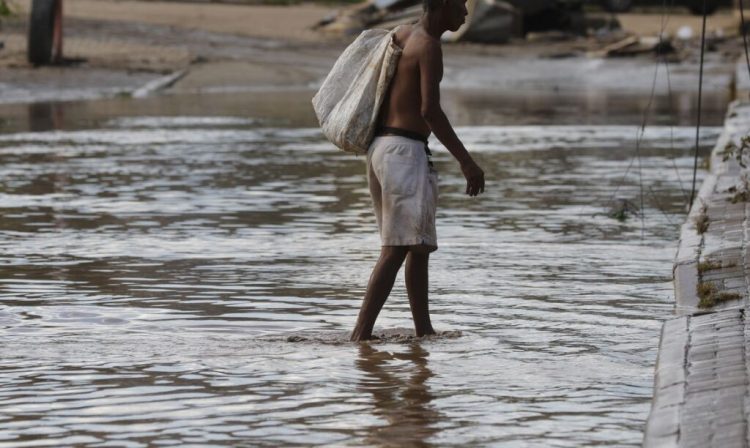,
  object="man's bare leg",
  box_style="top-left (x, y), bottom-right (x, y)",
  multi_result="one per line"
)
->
top-left (405, 250), bottom-right (436, 337)
top-left (350, 246), bottom-right (409, 341)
